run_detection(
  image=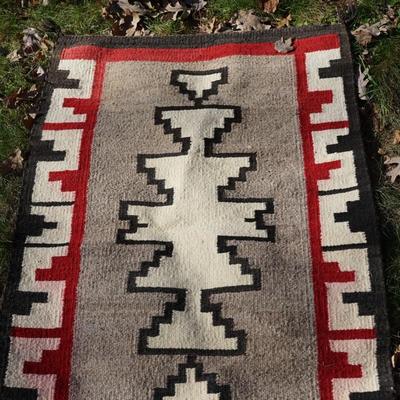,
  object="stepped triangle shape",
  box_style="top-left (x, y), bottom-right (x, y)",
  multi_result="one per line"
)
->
top-left (171, 67), bottom-right (228, 103)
